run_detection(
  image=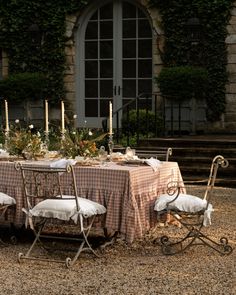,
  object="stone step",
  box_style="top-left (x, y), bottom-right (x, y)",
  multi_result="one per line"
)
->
top-left (139, 136), bottom-right (236, 148)
top-left (137, 147), bottom-right (236, 159)
top-left (182, 175), bottom-right (236, 187)
top-left (171, 147), bottom-right (236, 157)
top-left (172, 156), bottom-right (236, 168)
top-left (137, 135), bottom-right (236, 187)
